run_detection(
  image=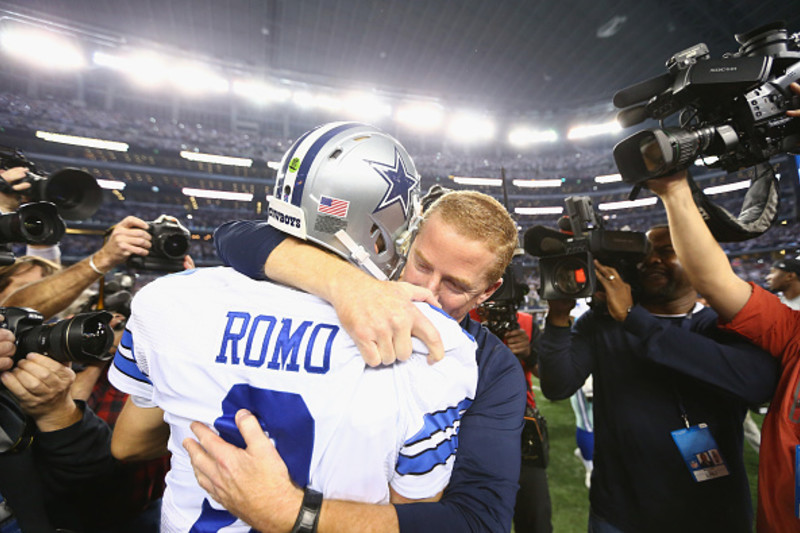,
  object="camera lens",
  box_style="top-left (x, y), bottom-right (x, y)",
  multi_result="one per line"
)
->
top-left (161, 233), bottom-right (189, 259)
top-left (553, 257), bottom-right (590, 297)
top-left (22, 215), bottom-right (44, 238)
top-left (15, 312), bottom-right (113, 364)
top-left (81, 318), bottom-right (113, 357)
